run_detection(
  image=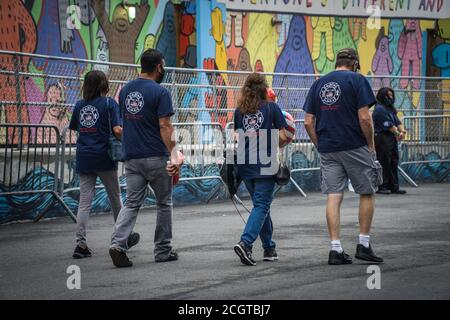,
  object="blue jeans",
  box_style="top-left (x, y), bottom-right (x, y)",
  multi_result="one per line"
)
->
top-left (241, 177), bottom-right (276, 250)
